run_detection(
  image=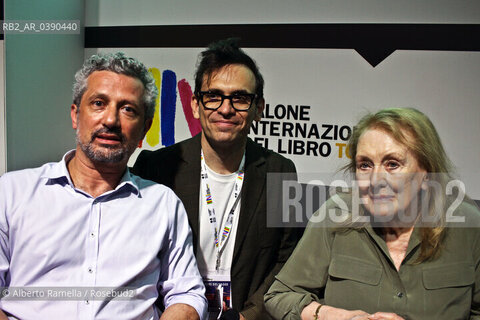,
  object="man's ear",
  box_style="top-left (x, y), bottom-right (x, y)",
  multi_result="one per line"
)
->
top-left (71, 104), bottom-right (79, 129)
top-left (254, 98), bottom-right (265, 122)
top-left (191, 94), bottom-right (200, 119)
